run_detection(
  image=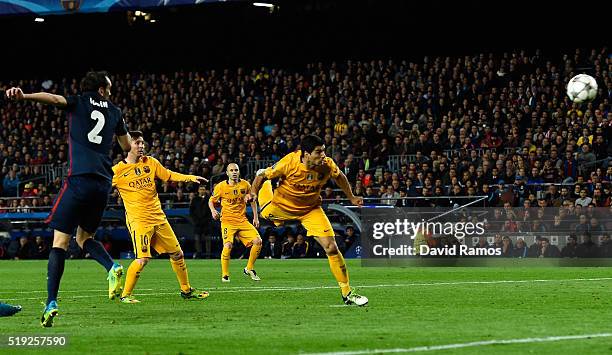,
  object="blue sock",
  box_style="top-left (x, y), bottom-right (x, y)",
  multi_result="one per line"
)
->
top-left (46, 248), bottom-right (66, 306)
top-left (83, 239), bottom-right (115, 272)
